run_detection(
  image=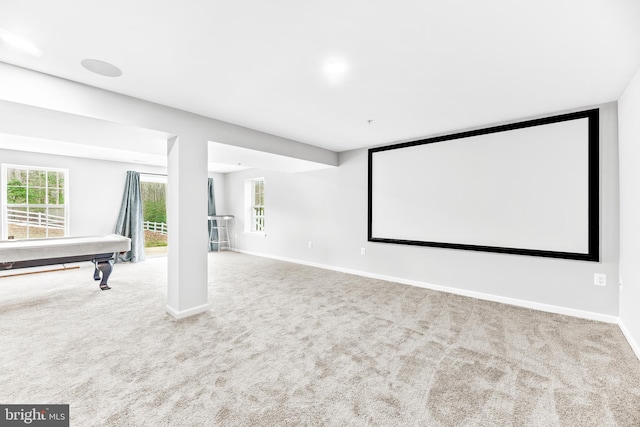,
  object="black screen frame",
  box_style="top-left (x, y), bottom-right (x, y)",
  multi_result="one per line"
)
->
top-left (367, 109), bottom-right (600, 261)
